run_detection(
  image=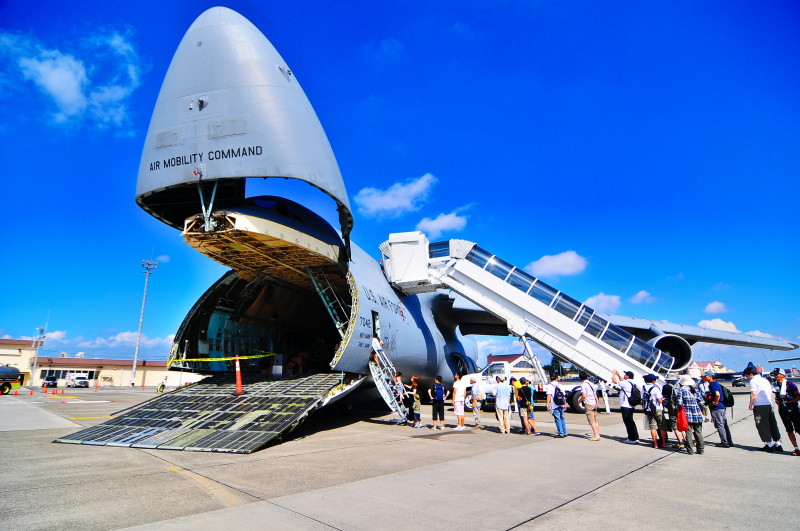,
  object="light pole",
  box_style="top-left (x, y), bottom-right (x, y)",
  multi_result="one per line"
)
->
top-left (131, 259), bottom-right (158, 387)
